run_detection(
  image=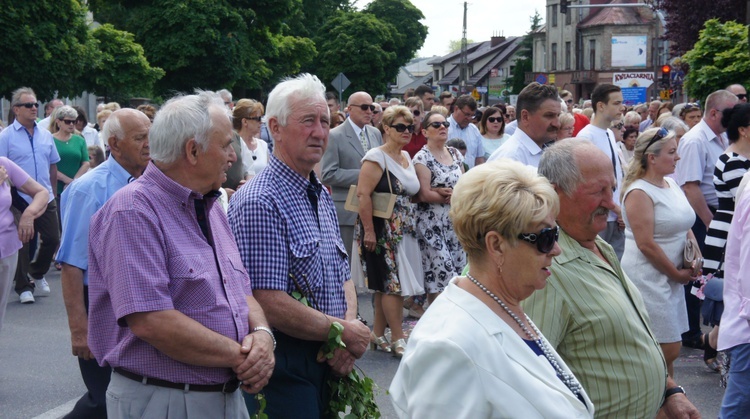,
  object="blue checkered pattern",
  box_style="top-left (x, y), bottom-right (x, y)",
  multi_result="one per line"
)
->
top-left (228, 156), bottom-right (349, 318)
